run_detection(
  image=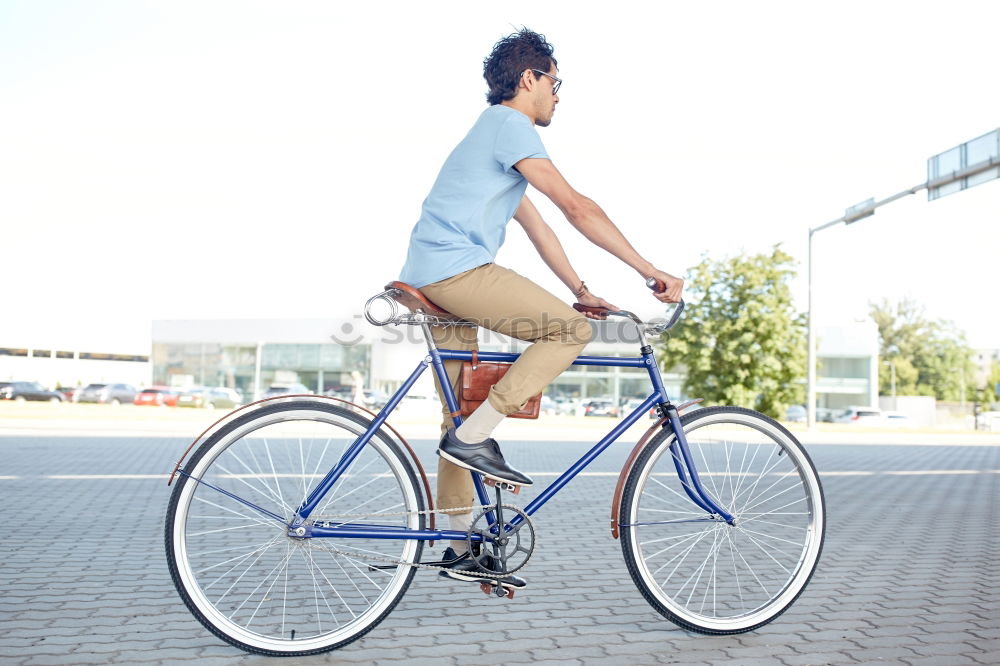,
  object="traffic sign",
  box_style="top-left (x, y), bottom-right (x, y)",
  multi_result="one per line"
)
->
top-left (928, 128), bottom-right (1000, 200)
